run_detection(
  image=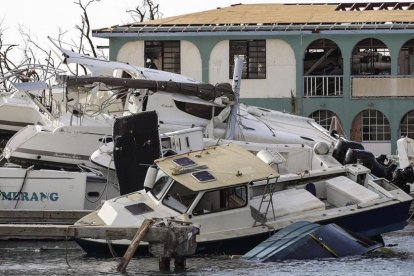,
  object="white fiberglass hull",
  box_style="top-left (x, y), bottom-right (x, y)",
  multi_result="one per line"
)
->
top-left (0, 167), bottom-right (119, 210)
top-left (0, 92), bottom-right (50, 134)
top-left (4, 123), bottom-right (112, 170)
